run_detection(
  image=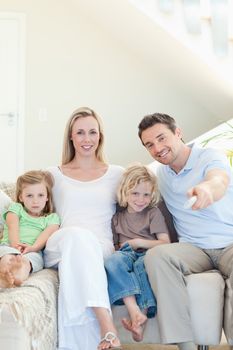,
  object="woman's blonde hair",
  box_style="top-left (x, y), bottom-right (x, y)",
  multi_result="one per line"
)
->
top-left (117, 163), bottom-right (160, 208)
top-left (16, 170), bottom-right (54, 215)
top-left (62, 107), bottom-right (106, 165)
